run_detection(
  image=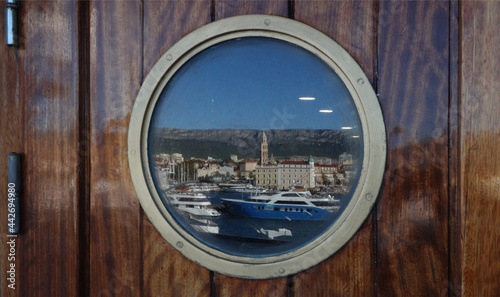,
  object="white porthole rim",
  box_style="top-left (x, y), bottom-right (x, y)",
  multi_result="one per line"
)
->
top-left (128, 15), bottom-right (386, 279)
